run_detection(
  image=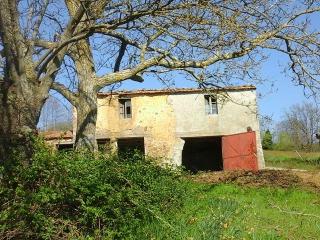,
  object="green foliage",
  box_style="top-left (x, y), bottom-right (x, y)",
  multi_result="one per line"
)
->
top-left (138, 184), bottom-right (241, 240)
top-left (0, 138), bottom-right (186, 239)
top-left (207, 184), bottom-right (320, 239)
top-left (273, 132), bottom-right (295, 151)
top-left (3, 138), bottom-right (319, 239)
top-left (137, 183), bottom-right (320, 240)
top-left (262, 129), bottom-right (273, 150)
